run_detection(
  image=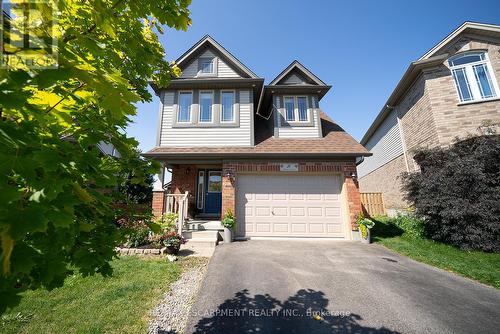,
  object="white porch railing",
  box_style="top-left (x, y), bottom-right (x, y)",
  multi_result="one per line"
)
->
top-left (165, 191), bottom-right (189, 234)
